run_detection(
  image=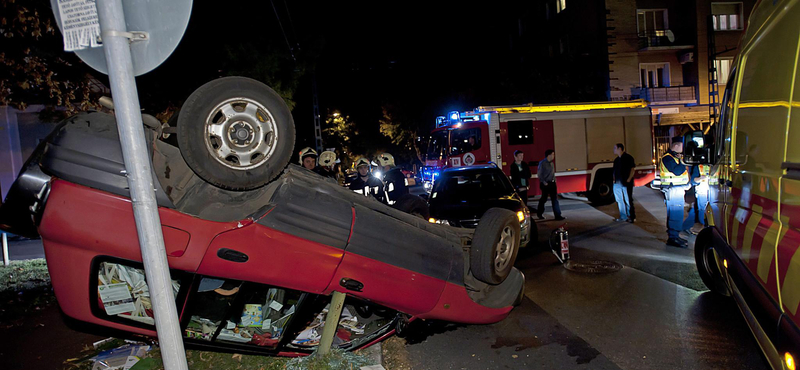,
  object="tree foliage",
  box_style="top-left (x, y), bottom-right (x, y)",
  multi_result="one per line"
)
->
top-left (378, 104), bottom-right (425, 164)
top-left (0, 0), bottom-right (99, 114)
top-left (322, 111), bottom-right (359, 165)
